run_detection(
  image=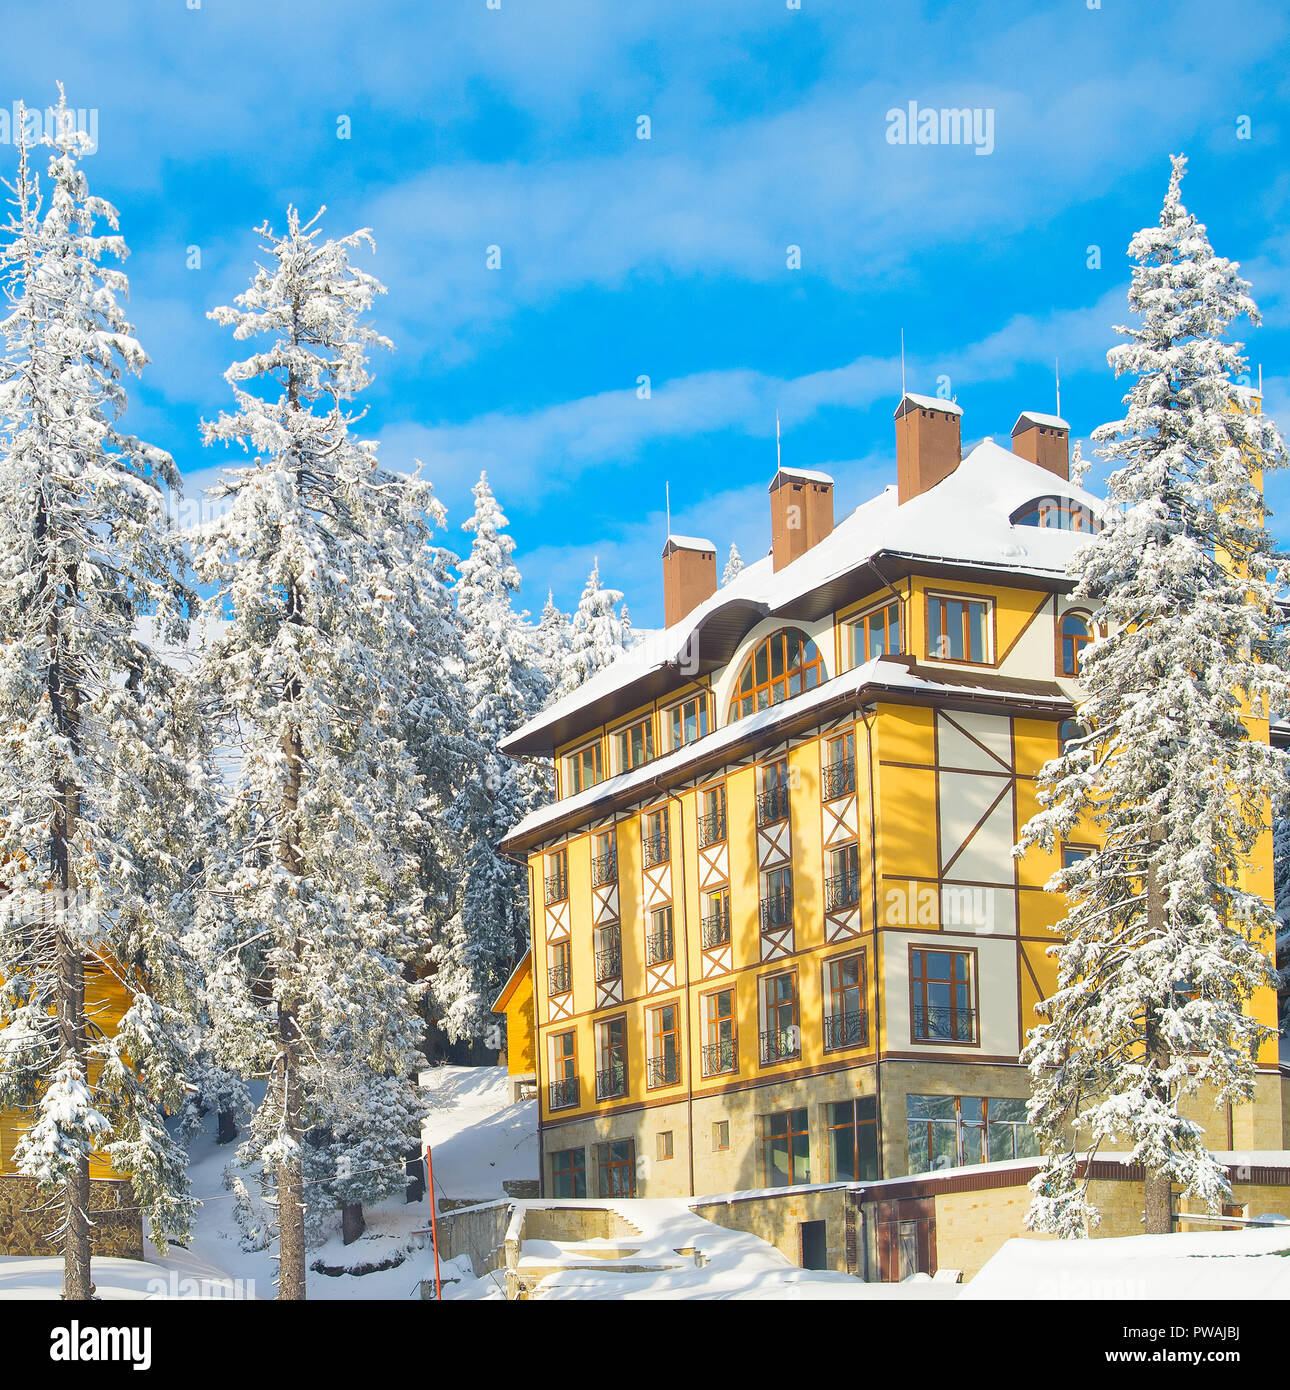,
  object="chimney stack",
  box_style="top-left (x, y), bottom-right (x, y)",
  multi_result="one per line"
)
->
top-left (662, 535), bottom-right (717, 627)
top-left (1011, 412), bottom-right (1070, 479)
top-left (895, 393), bottom-right (963, 504)
top-left (770, 467), bottom-right (834, 572)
